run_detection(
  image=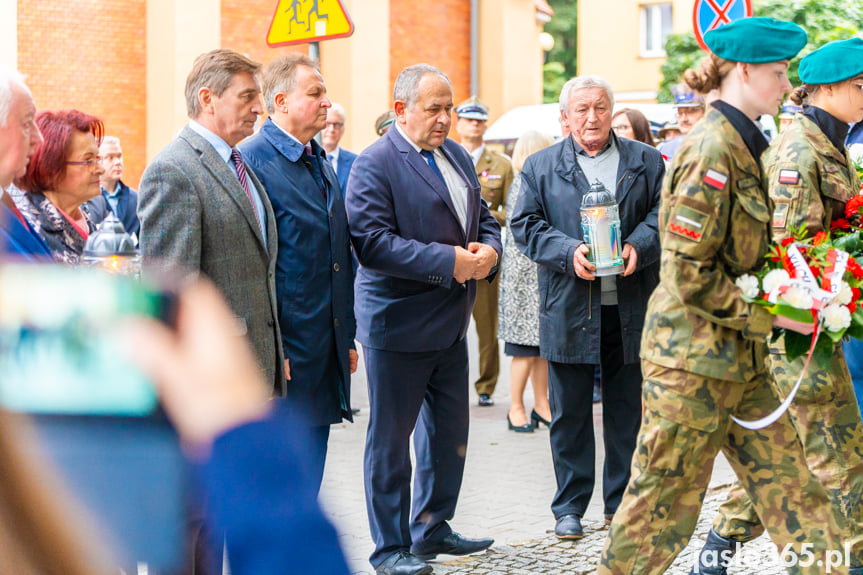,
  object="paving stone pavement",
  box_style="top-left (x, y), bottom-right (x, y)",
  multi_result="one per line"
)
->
top-left (320, 332), bottom-right (786, 574)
